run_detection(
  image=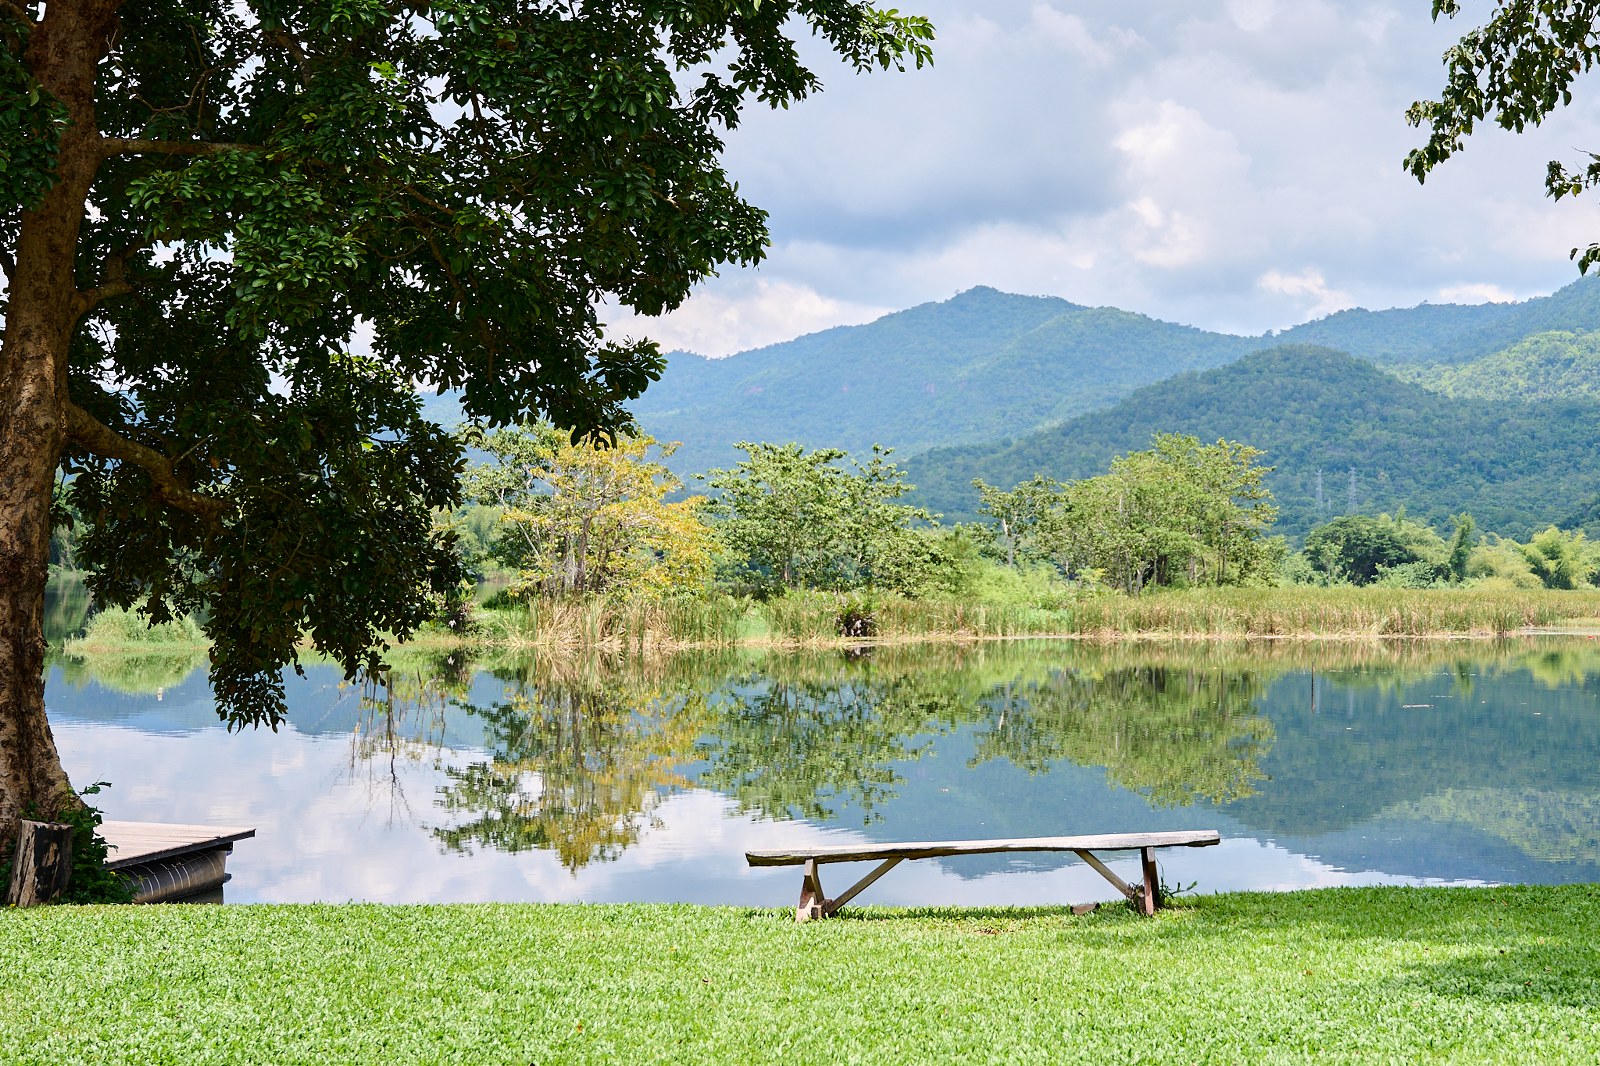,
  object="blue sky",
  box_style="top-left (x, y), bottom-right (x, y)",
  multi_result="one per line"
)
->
top-left (608, 0), bottom-right (1600, 355)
